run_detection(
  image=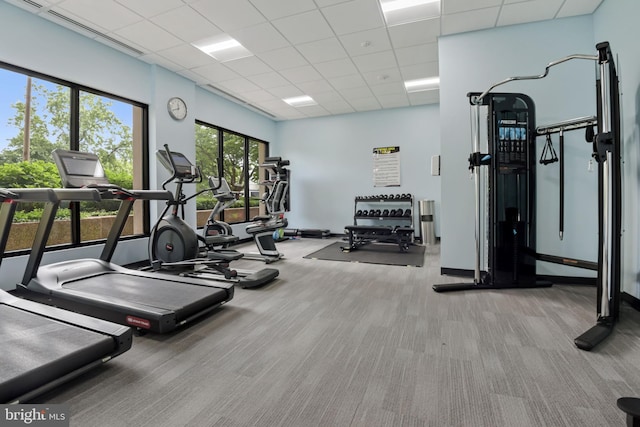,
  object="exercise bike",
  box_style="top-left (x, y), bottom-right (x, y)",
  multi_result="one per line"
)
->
top-left (150, 145), bottom-right (279, 289)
